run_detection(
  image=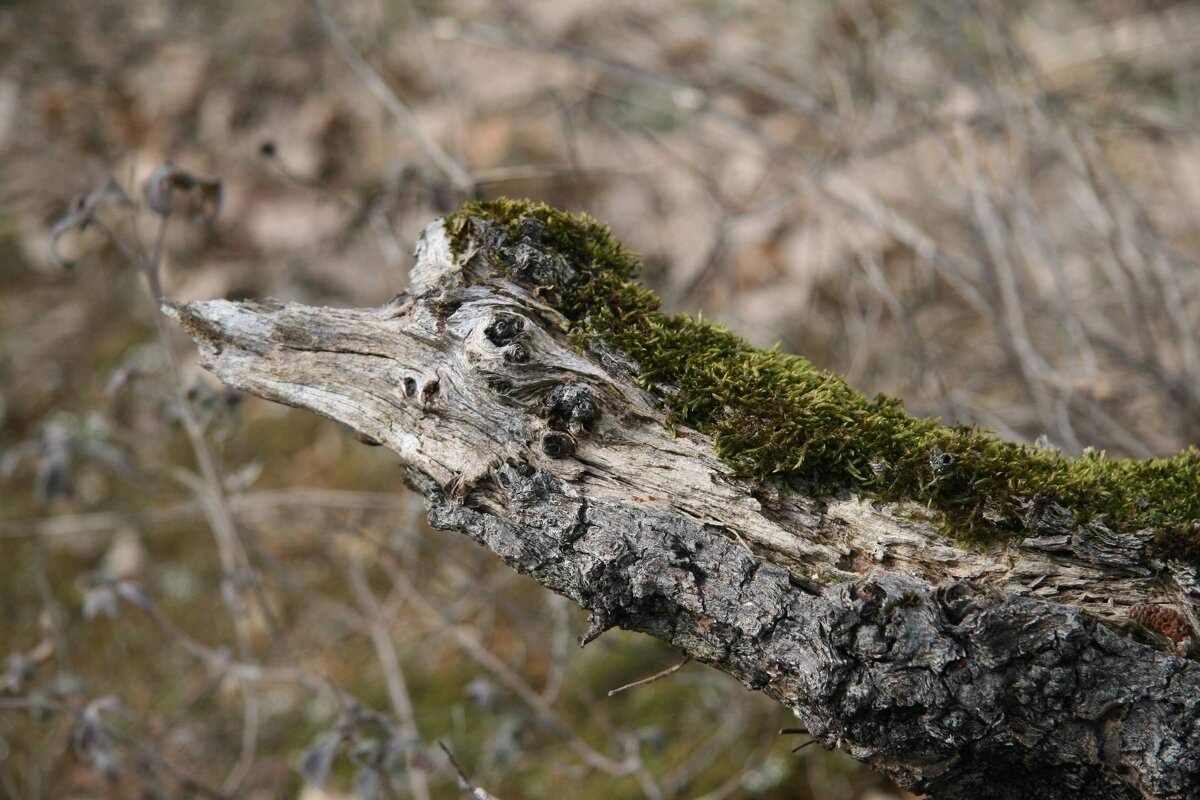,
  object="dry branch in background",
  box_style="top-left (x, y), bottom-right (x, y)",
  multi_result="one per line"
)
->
top-left (169, 206), bottom-right (1200, 800)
